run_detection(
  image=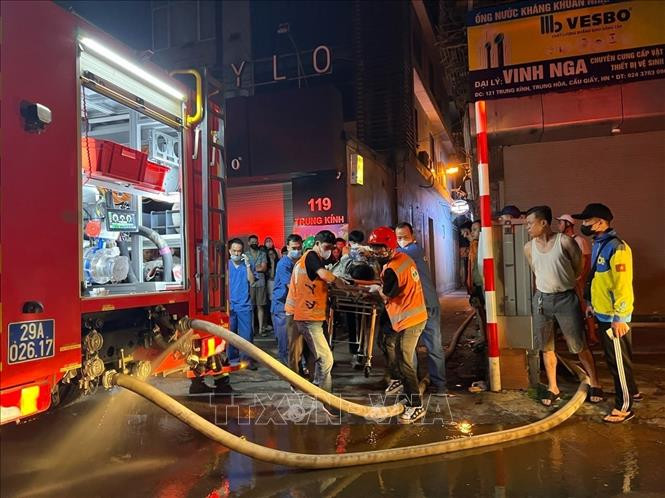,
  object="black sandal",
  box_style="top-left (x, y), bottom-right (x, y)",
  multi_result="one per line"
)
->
top-left (541, 390), bottom-right (561, 407)
top-left (587, 386), bottom-right (605, 404)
